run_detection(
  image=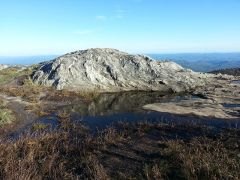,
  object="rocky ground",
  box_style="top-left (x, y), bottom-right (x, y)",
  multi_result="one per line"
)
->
top-left (144, 75), bottom-right (240, 119)
top-left (0, 53), bottom-right (239, 179)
